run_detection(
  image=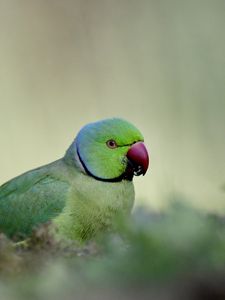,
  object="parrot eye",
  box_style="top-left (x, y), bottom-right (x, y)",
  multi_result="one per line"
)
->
top-left (106, 139), bottom-right (117, 149)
